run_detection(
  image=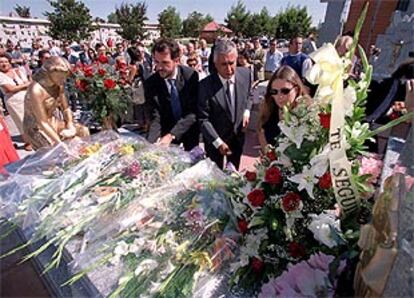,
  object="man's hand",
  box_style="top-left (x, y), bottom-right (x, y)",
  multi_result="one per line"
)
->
top-left (157, 133), bottom-right (174, 147)
top-left (242, 114), bottom-right (250, 129)
top-left (218, 143), bottom-right (232, 156)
